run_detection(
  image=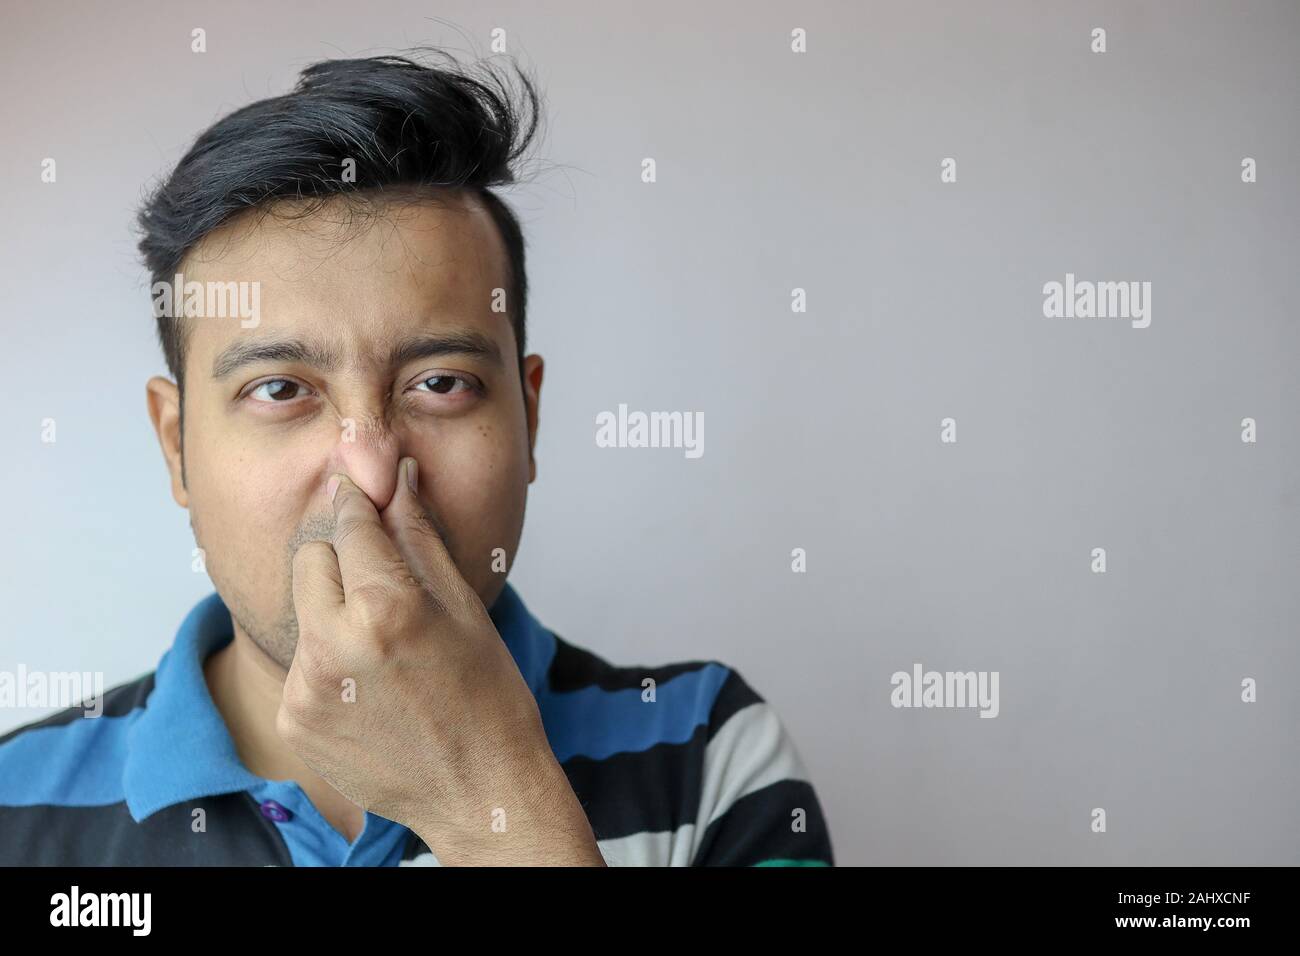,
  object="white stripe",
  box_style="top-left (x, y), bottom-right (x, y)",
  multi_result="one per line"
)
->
top-left (399, 852), bottom-right (439, 866)
top-left (596, 824), bottom-right (695, 866)
top-left (689, 700), bottom-right (810, 861)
